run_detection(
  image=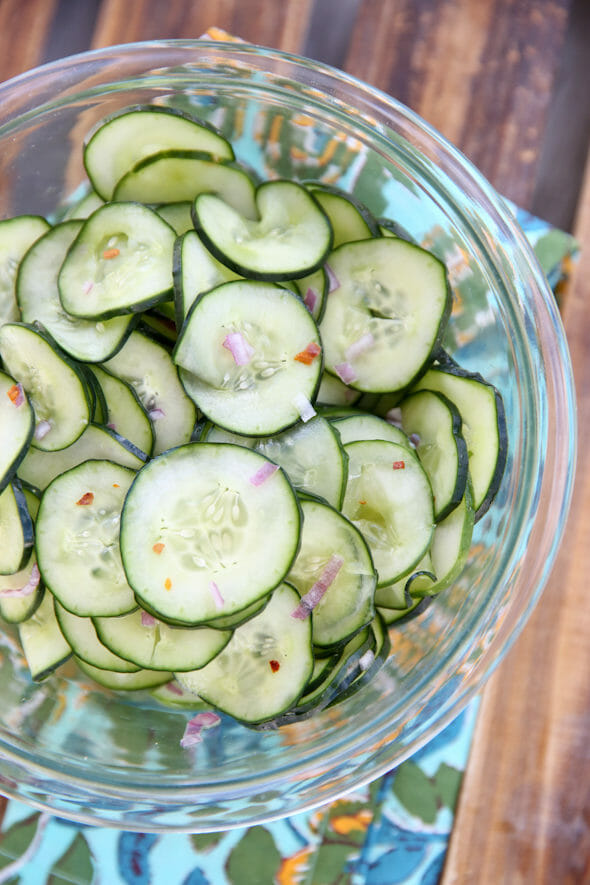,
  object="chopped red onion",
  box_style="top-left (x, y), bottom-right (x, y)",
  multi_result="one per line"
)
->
top-left (34, 420), bottom-right (51, 441)
top-left (166, 681), bottom-right (184, 696)
top-left (293, 392), bottom-right (316, 423)
top-left (83, 280), bottom-right (94, 294)
top-left (141, 611), bottom-right (157, 627)
top-left (249, 462), bottom-right (279, 487)
top-left (209, 580), bottom-right (224, 610)
top-left (0, 564), bottom-right (40, 598)
top-left (149, 408), bottom-right (166, 421)
top-left (107, 422), bottom-right (116, 431)
top-left (385, 407), bottom-right (403, 427)
top-left (180, 711), bottom-right (221, 748)
top-left (303, 287), bottom-right (317, 312)
top-left (345, 332), bottom-right (374, 361)
top-left (325, 263), bottom-right (340, 292)
top-left (223, 332), bottom-right (255, 366)
top-left (334, 362), bottom-right (357, 385)
top-left (8, 384), bottom-right (24, 407)
top-left (409, 432), bottom-right (421, 448)
top-left (291, 554), bottom-right (344, 619)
